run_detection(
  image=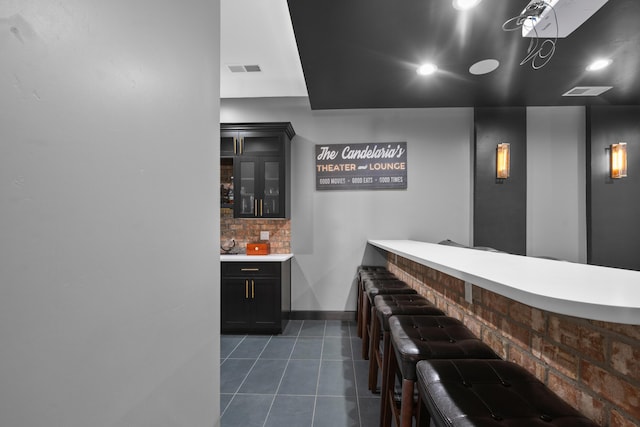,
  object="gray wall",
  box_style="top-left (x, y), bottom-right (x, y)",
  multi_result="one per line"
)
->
top-left (221, 98), bottom-right (591, 311)
top-left (527, 107), bottom-right (587, 263)
top-left (0, 1), bottom-right (220, 426)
